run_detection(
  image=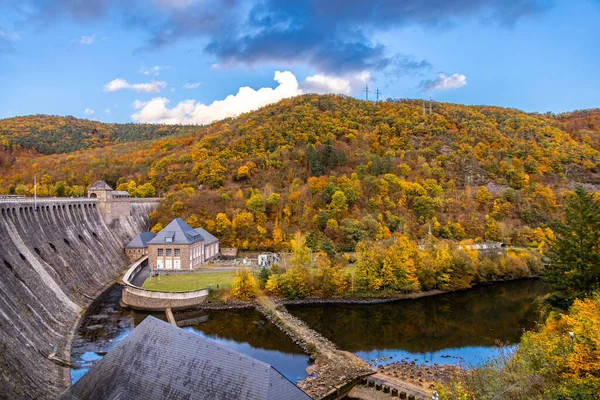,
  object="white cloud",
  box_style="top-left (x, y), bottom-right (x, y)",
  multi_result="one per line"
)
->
top-left (302, 71), bottom-right (370, 94)
top-left (421, 73), bottom-right (467, 91)
top-left (182, 82), bottom-right (202, 89)
top-left (76, 34), bottom-right (96, 45)
top-left (84, 108), bottom-right (95, 115)
top-left (303, 75), bottom-right (351, 94)
top-left (104, 108), bottom-right (111, 114)
top-left (140, 65), bottom-right (165, 76)
top-left (131, 70), bottom-right (302, 124)
top-left (104, 78), bottom-right (167, 93)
